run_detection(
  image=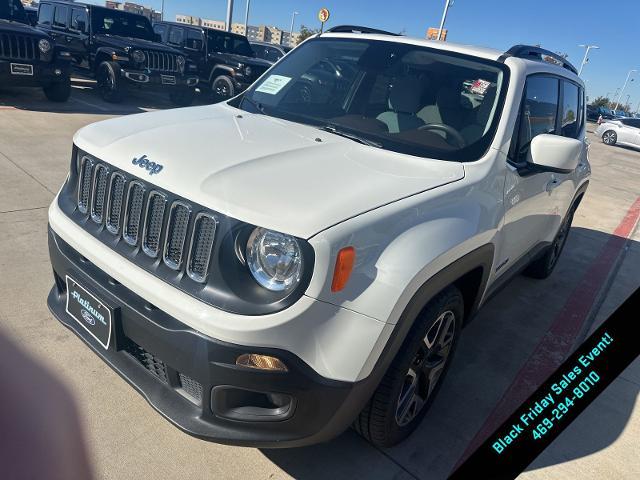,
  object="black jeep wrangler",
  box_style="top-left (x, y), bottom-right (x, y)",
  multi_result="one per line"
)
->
top-left (37, 1), bottom-right (199, 105)
top-left (0, 0), bottom-right (71, 102)
top-left (153, 22), bottom-right (271, 101)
